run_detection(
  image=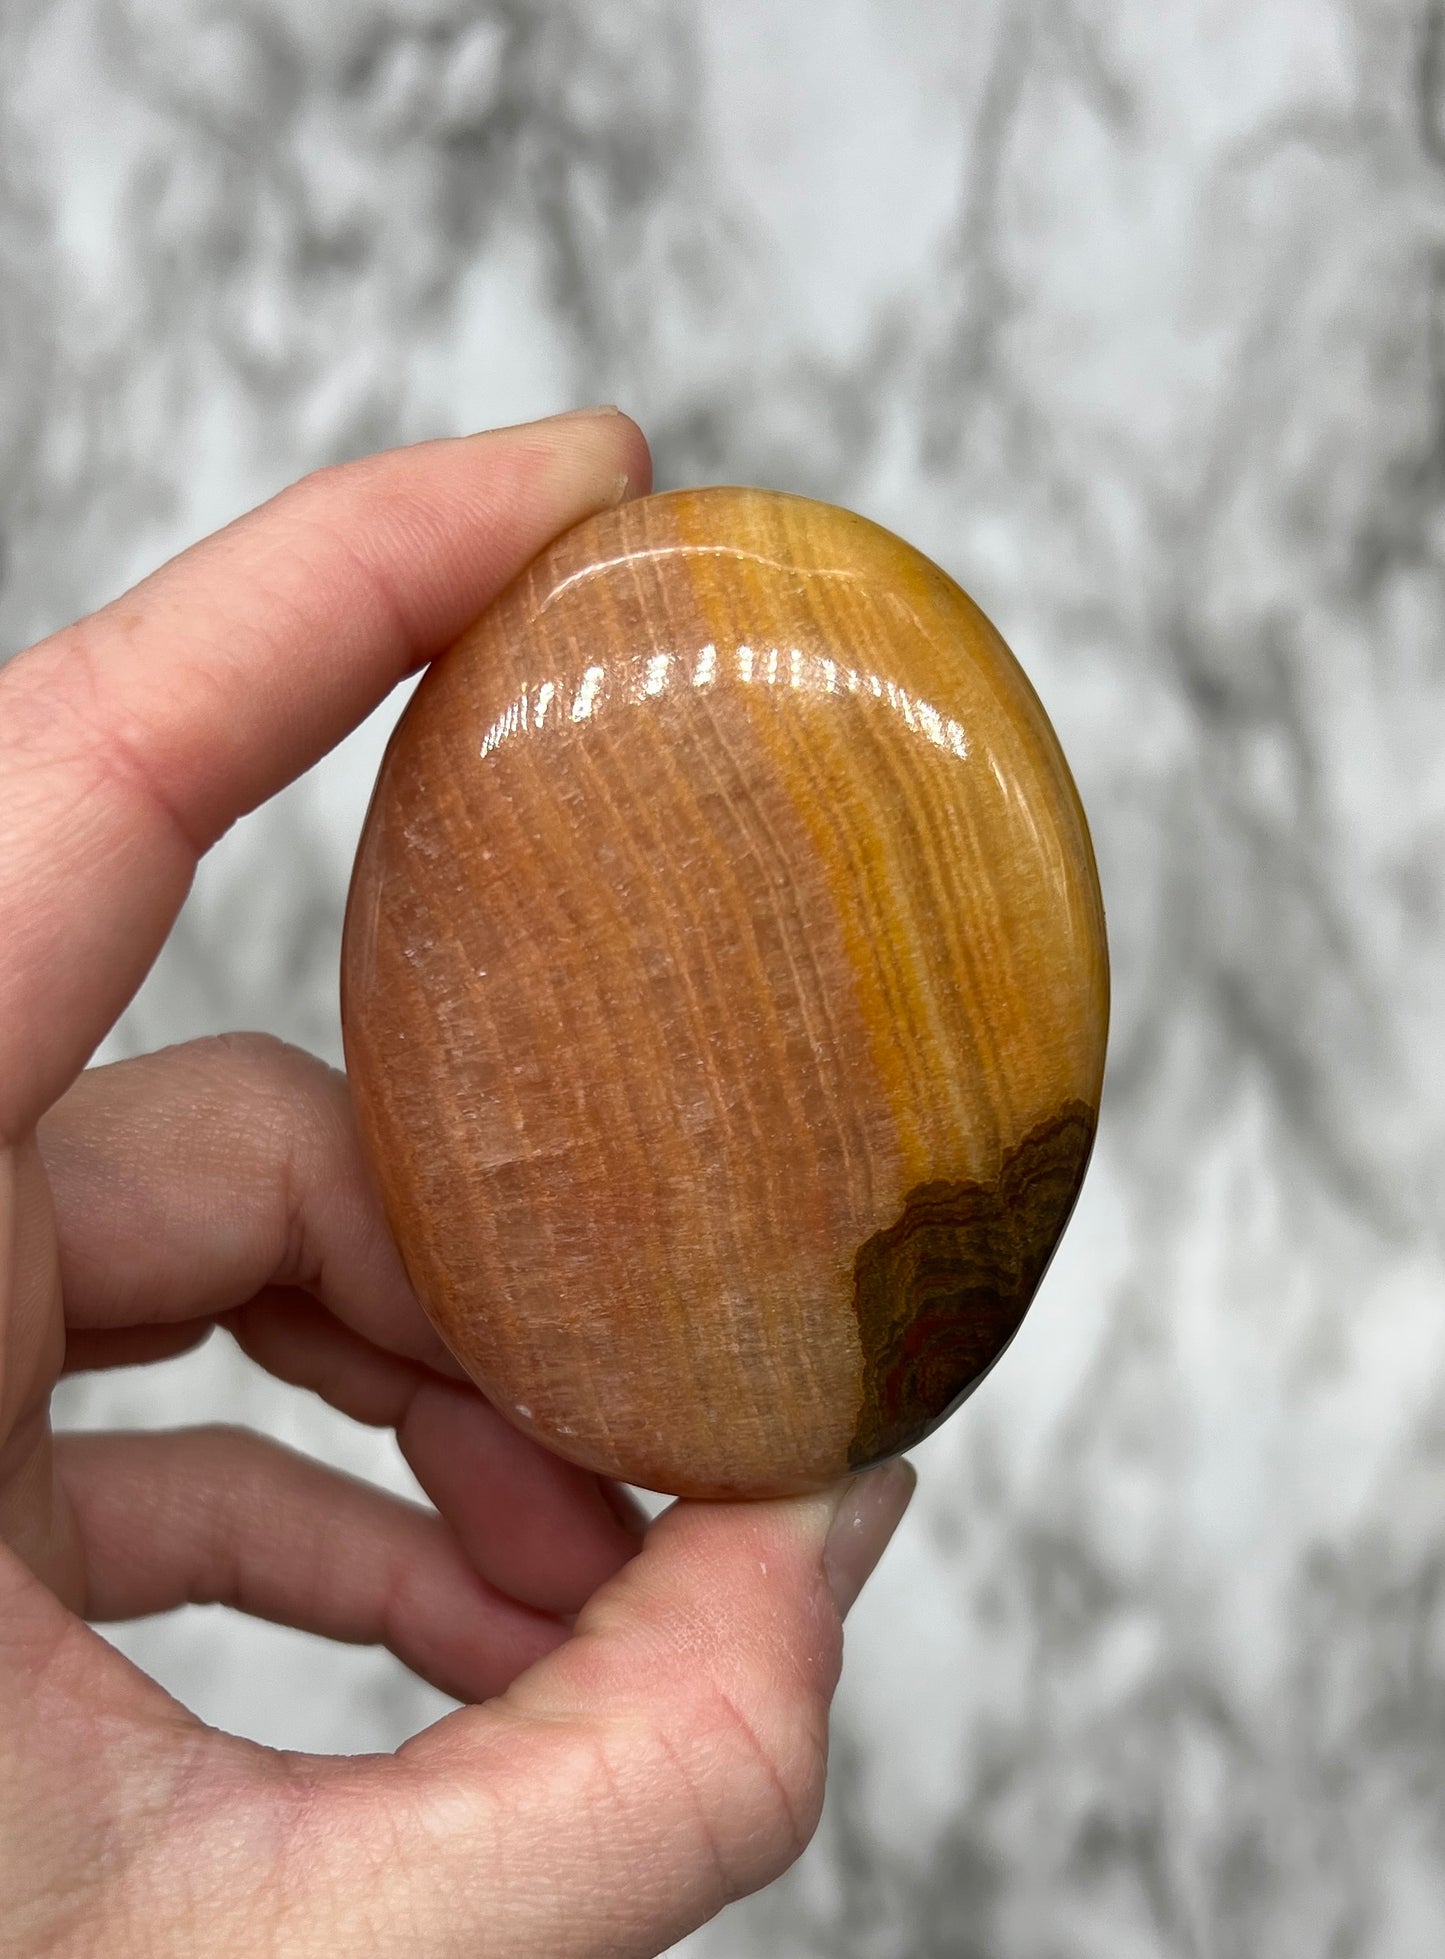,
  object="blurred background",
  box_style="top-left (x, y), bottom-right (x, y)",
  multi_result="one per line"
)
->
top-left (3, 0), bottom-right (1443, 1951)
